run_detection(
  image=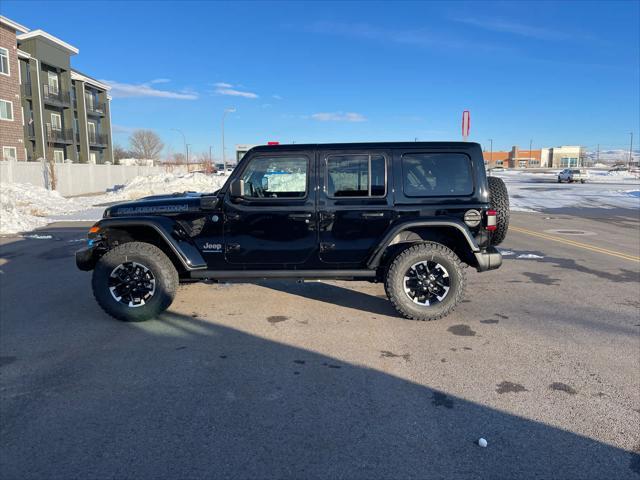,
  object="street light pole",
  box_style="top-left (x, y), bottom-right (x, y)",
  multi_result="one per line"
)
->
top-left (222, 108), bottom-right (236, 173)
top-left (488, 138), bottom-right (493, 166)
top-left (529, 139), bottom-right (533, 167)
top-left (630, 132), bottom-right (634, 168)
top-left (186, 144), bottom-right (191, 171)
